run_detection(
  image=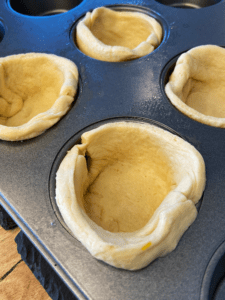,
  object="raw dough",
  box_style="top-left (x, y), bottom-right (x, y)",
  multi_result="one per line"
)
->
top-left (0, 53), bottom-right (78, 141)
top-left (56, 121), bottom-right (205, 270)
top-left (76, 7), bottom-right (162, 62)
top-left (165, 45), bottom-right (225, 127)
